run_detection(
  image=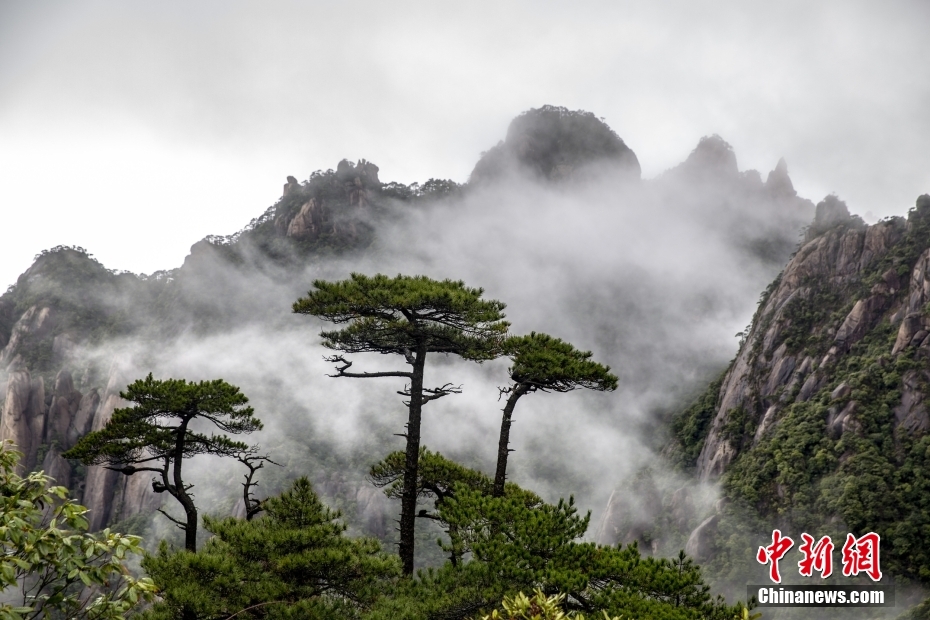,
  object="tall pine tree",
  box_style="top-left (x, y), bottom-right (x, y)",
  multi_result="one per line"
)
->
top-left (293, 273), bottom-right (508, 574)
